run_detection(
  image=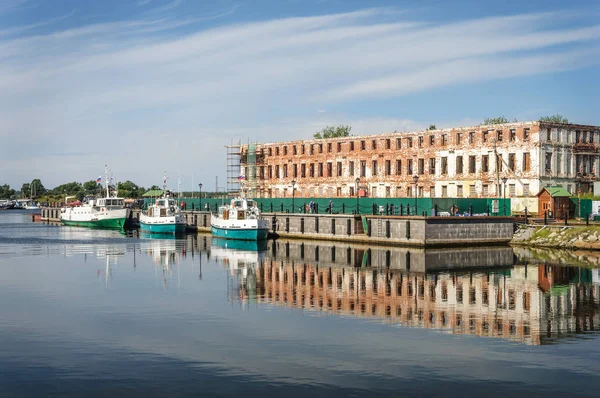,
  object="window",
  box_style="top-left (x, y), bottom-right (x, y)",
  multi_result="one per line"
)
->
top-left (283, 146), bottom-right (288, 155)
top-left (337, 142), bottom-right (342, 152)
top-left (523, 183), bottom-right (530, 196)
top-left (457, 185), bottom-right (463, 197)
top-left (319, 144), bottom-right (323, 153)
top-left (372, 160), bottom-right (378, 176)
top-left (546, 128), bottom-right (551, 141)
top-left (408, 137), bottom-right (413, 148)
top-left (301, 164), bottom-right (306, 178)
top-left (283, 164), bottom-right (288, 178)
top-left (483, 131), bottom-right (489, 142)
top-left (293, 164), bottom-right (298, 178)
top-left (268, 147), bottom-right (273, 156)
top-left (349, 161), bottom-right (354, 176)
top-left (385, 139), bottom-right (391, 149)
top-left (429, 135), bottom-right (435, 145)
top-left (293, 145), bottom-right (297, 155)
top-left (337, 162), bottom-right (342, 177)
top-left (318, 163), bottom-right (324, 177)
top-left (327, 162), bottom-right (332, 177)
top-left (469, 156), bottom-right (476, 173)
top-left (418, 158), bottom-right (425, 174)
top-left (481, 155), bottom-right (489, 172)
top-left (407, 159), bottom-right (413, 175)
top-left (442, 185), bottom-right (448, 197)
top-left (309, 145), bottom-right (314, 155)
top-left (372, 139), bottom-right (377, 150)
top-left (396, 138), bottom-right (402, 149)
top-left (349, 187), bottom-right (355, 197)
top-left (430, 186), bottom-right (436, 197)
top-left (456, 156), bottom-right (463, 174)
top-left (523, 153), bottom-right (531, 171)
top-left (441, 157), bottom-right (448, 174)
top-left (508, 153), bottom-right (515, 171)
top-left (482, 184), bottom-right (489, 196)
top-left (396, 159), bottom-right (402, 175)
top-left (497, 130), bottom-right (503, 142)
top-left (385, 160), bottom-right (391, 175)
top-left (360, 161), bottom-right (366, 177)
top-left (418, 136), bottom-right (424, 148)
top-left (350, 141), bottom-right (355, 151)
top-left (301, 144), bottom-right (305, 154)
top-left (545, 152), bottom-right (552, 172)
top-left (361, 140), bottom-right (366, 150)
top-left (309, 163), bottom-right (314, 177)
top-left (275, 165), bottom-right (280, 178)
top-left (441, 134), bottom-right (448, 146)
top-left (510, 129), bottom-right (516, 141)
top-left (407, 186), bottom-right (412, 197)
top-left (469, 131), bottom-right (475, 144)
top-left (469, 184), bottom-right (476, 196)
top-left (276, 147), bottom-right (280, 156)
top-left (456, 132), bottom-right (462, 144)
top-left (327, 143), bottom-right (332, 153)
top-left (509, 184), bottom-right (516, 197)
top-left (523, 128), bottom-right (530, 140)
